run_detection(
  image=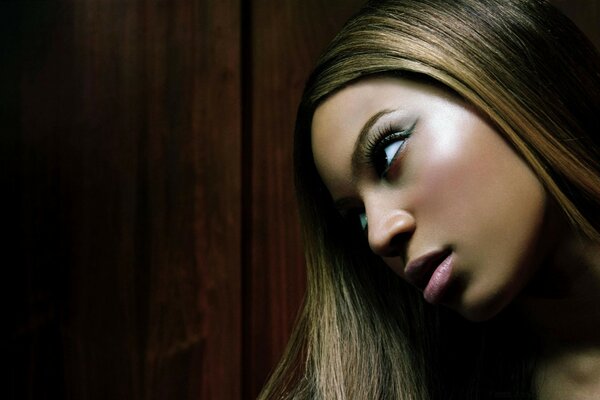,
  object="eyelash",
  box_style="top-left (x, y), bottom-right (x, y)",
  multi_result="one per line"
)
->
top-left (365, 122), bottom-right (415, 178)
